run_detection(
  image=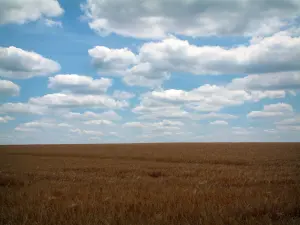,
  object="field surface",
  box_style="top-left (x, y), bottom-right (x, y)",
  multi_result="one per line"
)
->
top-left (0, 143), bottom-right (300, 225)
